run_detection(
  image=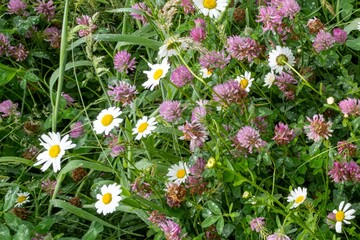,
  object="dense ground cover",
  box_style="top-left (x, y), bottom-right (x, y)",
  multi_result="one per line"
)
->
top-left (1, 0), bottom-right (360, 239)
